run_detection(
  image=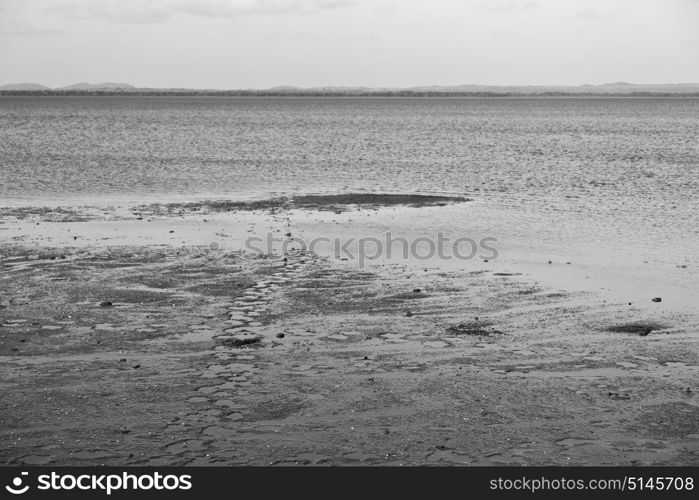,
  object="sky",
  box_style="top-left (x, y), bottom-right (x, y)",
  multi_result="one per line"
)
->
top-left (0, 0), bottom-right (698, 88)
